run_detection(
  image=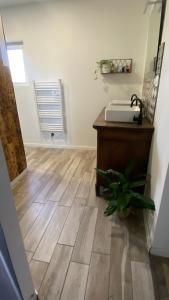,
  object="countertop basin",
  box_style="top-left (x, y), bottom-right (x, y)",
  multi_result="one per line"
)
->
top-left (105, 105), bottom-right (140, 123)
